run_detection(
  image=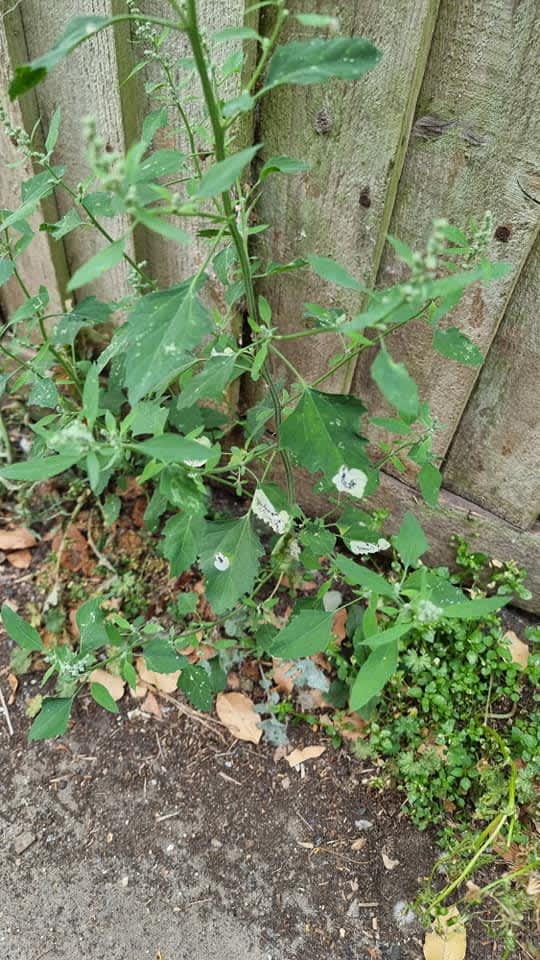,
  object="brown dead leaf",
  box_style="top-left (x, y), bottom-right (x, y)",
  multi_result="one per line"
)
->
top-left (6, 549), bottom-right (33, 569)
top-left (89, 668), bottom-right (125, 702)
top-left (286, 744), bottom-right (326, 768)
top-left (337, 713), bottom-right (367, 743)
top-left (131, 497), bottom-right (147, 528)
top-left (351, 837), bottom-right (366, 851)
top-left (381, 852), bottom-right (400, 870)
top-left (226, 671), bottom-right (241, 691)
top-left (526, 873), bottom-right (540, 897)
top-left (215, 692), bottom-right (262, 744)
top-left (0, 527), bottom-right (36, 551)
top-left (116, 530), bottom-right (144, 556)
top-left (332, 607), bottom-right (348, 642)
top-left (272, 659), bottom-right (295, 695)
top-left (504, 630), bottom-right (529, 670)
top-left (141, 690), bottom-right (162, 718)
top-left (53, 525), bottom-right (94, 575)
top-left (136, 657), bottom-right (180, 694)
top-left (423, 906), bottom-right (467, 960)
top-left (464, 880), bottom-right (482, 902)
top-left (116, 476), bottom-right (143, 500)
top-left (7, 673), bottom-right (18, 705)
